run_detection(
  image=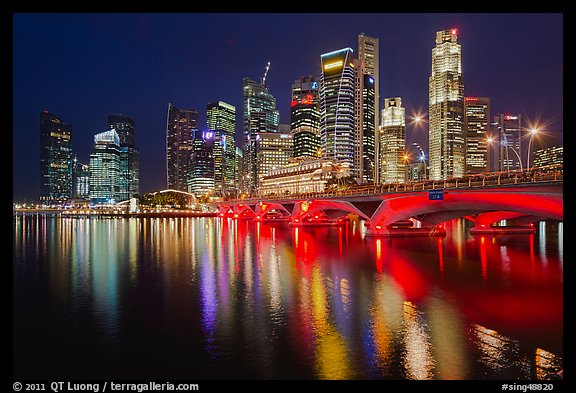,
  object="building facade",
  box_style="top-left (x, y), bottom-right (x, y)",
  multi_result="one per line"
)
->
top-left (380, 97), bottom-right (406, 183)
top-left (108, 114), bottom-right (139, 199)
top-left (259, 158), bottom-right (351, 196)
top-left (320, 48), bottom-right (356, 172)
top-left (428, 29), bottom-right (465, 180)
top-left (533, 145), bottom-right (562, 170)
top-left (39, 110), bottom-right (73, 203)
top-left (166, 103), bottom-right (197, 191)
top-left (493, 113), bottom-right (522, 172)
top-left (464, 97), bottom-right (490, 174)
top-left (406, 162), bottom-right (428, 181)
top-left (291, 76), bottom-right (321, 158)
top-left (256, 131), bottom-right (293, 189)
top-left (74, 160), bottom-right (90, 199)
top-left (89, 129), bottom-right (121, 204)
top-left (242, 77), bottom-right (280, 194)
top-left (357, 34), bottom-right (379, 183)
top-left (207, 101), bottom-right (236, 198)
top-left (188, 130), bottom-right (215, 197)
top-left (353, 60), bottom-right (376, 184)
